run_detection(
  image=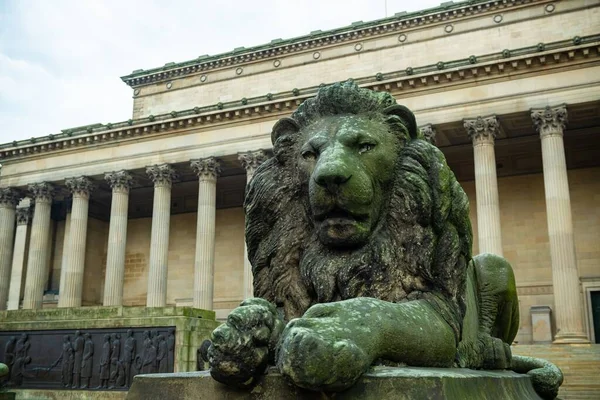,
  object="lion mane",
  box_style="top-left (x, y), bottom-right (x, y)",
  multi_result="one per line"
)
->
top-left (245, 82), bottom-right (472, 339)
